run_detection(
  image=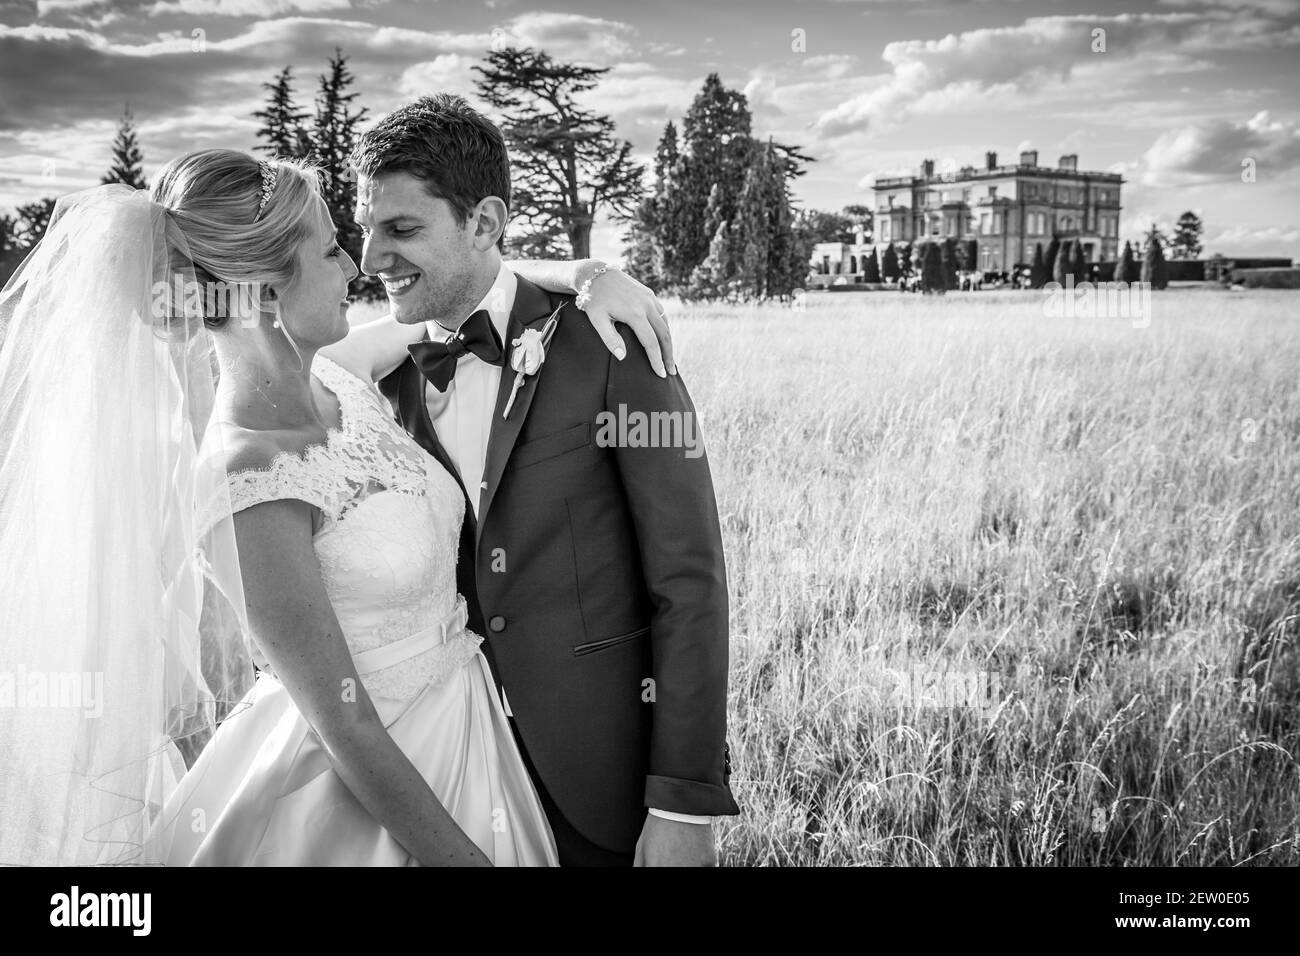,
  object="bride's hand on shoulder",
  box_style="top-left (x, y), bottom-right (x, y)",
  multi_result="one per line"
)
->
top-left (572, 261), bottom-right (676, 379)
top-left (512, 259), bottom-right (676, 378)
